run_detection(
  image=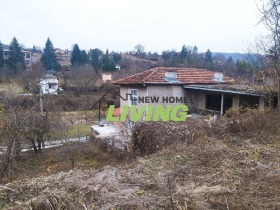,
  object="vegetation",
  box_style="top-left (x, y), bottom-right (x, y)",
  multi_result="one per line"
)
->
top-left (1, 1), bottom-right (280, 209)
top-left (0, 42), bottom-right (4, 69)
top-left (41, 38), bottom-right (60, 71)
top-left (70, 44), bottom-right (82, 66)
top-left (6, 37), bottom-right (25, 74)
top-left (0, 109), bottom-right (279, 209)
